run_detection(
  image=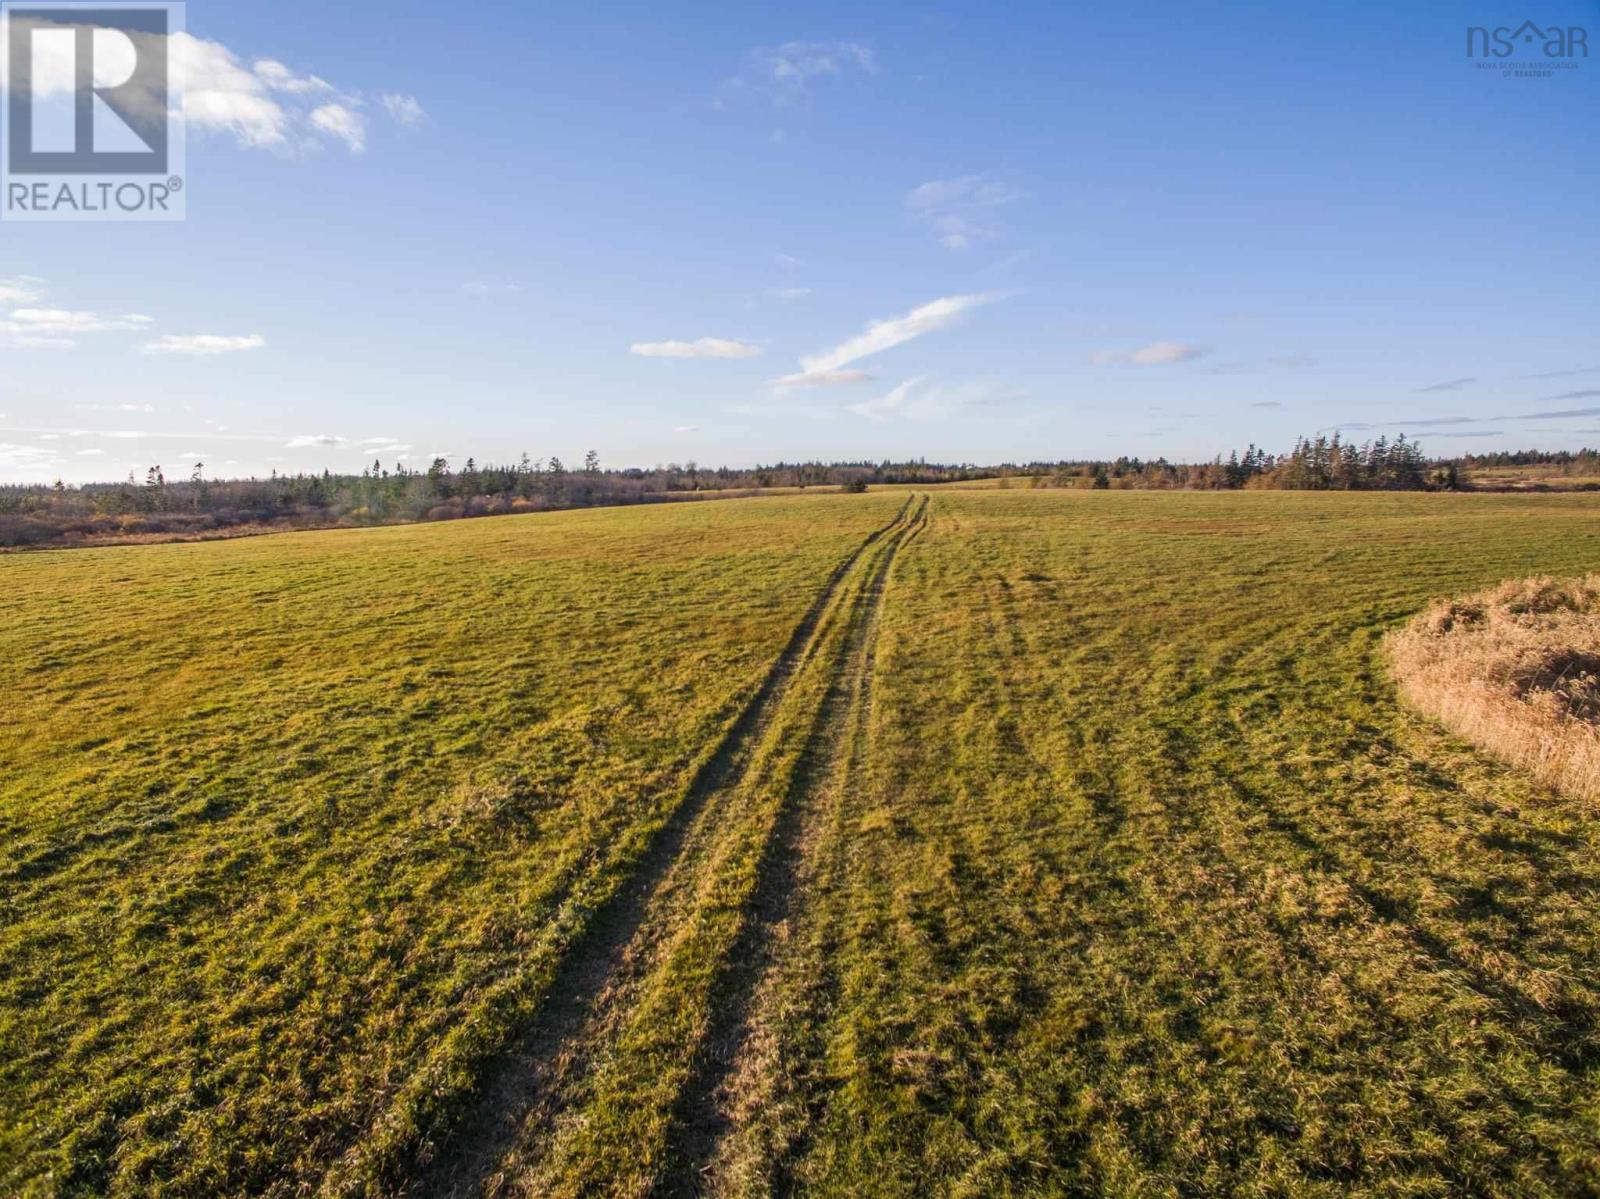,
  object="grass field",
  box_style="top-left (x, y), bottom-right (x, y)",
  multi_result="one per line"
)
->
top-left (6, 489), bottom-right (1600, 1196)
